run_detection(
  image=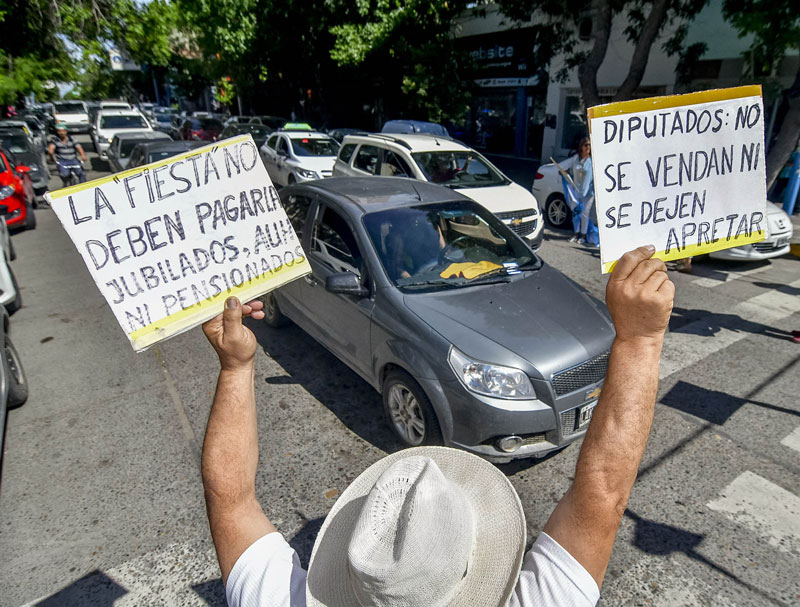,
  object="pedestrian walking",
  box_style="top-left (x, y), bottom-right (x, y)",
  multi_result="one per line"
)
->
top-left (200, 245), bottom-right (674, 607)
top-left (562, 137), bottom-right (596, 246)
